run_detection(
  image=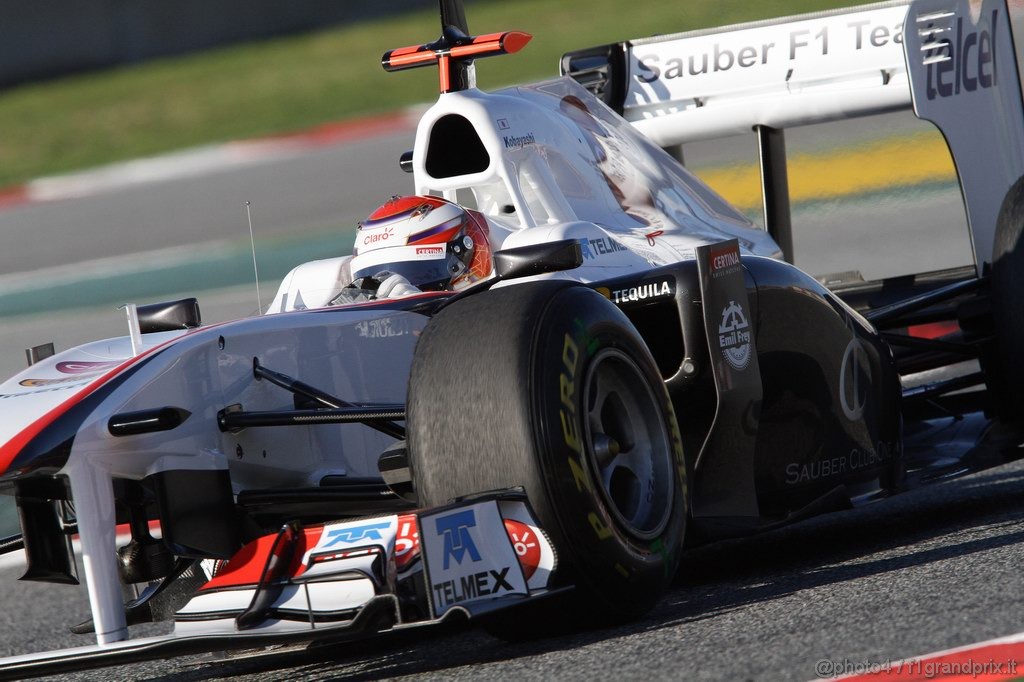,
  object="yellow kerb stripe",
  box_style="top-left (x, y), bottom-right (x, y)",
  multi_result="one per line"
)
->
top-left (694, 132), bottom-right (957, 212)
